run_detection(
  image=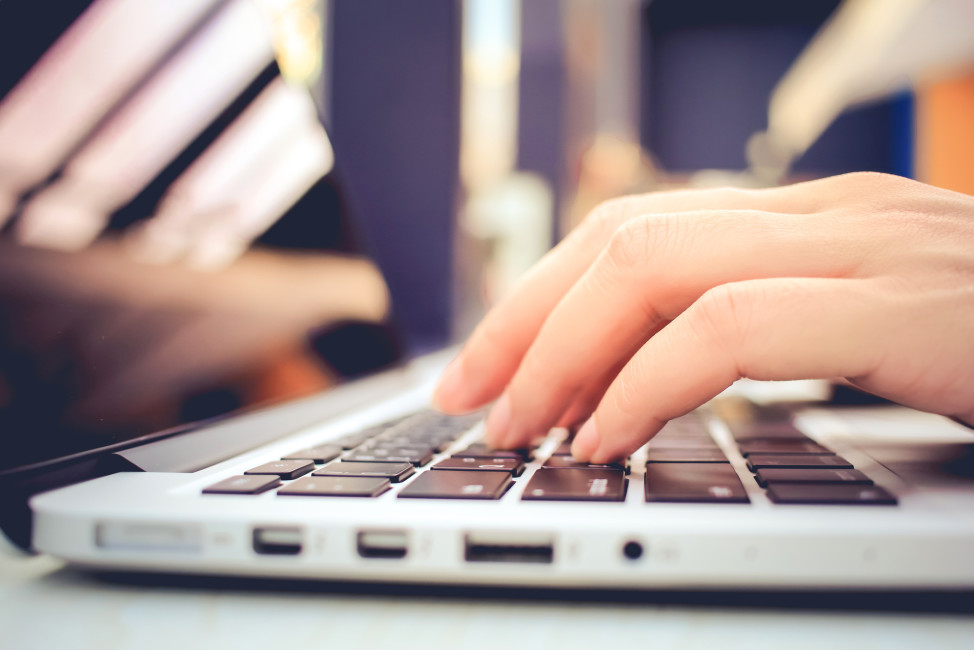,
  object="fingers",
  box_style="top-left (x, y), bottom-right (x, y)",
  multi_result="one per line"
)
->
top-left (490, 209), bottom-right (860, 448)
top-left (553, 339), bottom-right (648, 429)
top-left (433, 186), bottom-right (820, 414)
top-left (571, 277), bottom-right (886, 463)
